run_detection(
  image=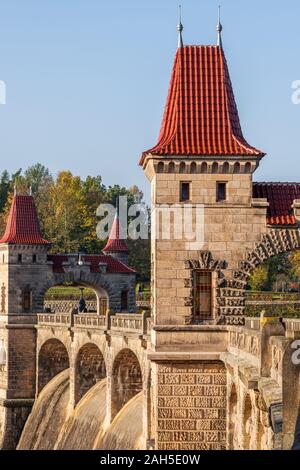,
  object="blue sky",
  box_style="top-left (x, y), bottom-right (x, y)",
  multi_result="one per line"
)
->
top-left (0, 0), bottom-right (299, 201)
